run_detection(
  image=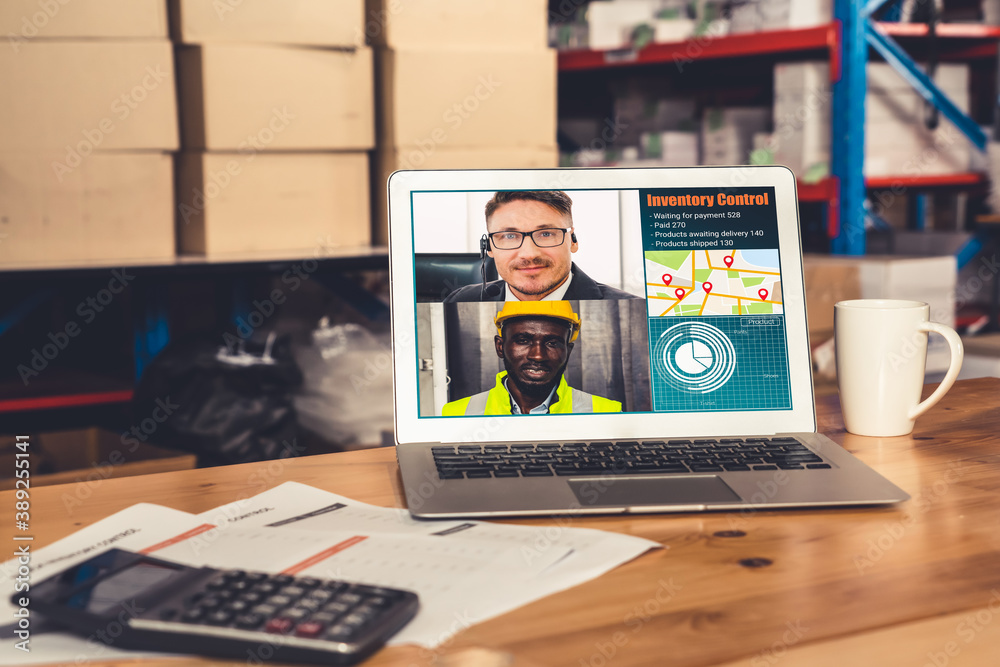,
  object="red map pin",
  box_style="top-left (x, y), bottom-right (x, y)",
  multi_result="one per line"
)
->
top-left (674, 288), bottom-right (685, 299)
top-left (703, 282), bottom-right (713, 294)
top-left (662, 273), bottom-right (672, 286)
top-left (723, 256), bottom-right (733, 268)
top-left (759, 288), bottom-right (768, 300)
